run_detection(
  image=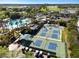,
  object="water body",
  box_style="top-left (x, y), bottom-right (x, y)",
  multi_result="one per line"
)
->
top-left (6, 18), bottom-right (31, 30)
